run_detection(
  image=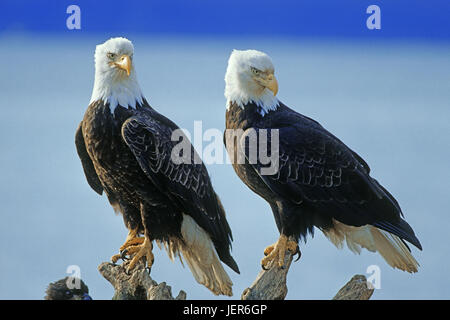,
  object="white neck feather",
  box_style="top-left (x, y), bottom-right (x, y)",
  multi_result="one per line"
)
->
top-left (225, 83), bottom-right (279, 115)
top-left (90, 69), bottom-right (144, 112)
